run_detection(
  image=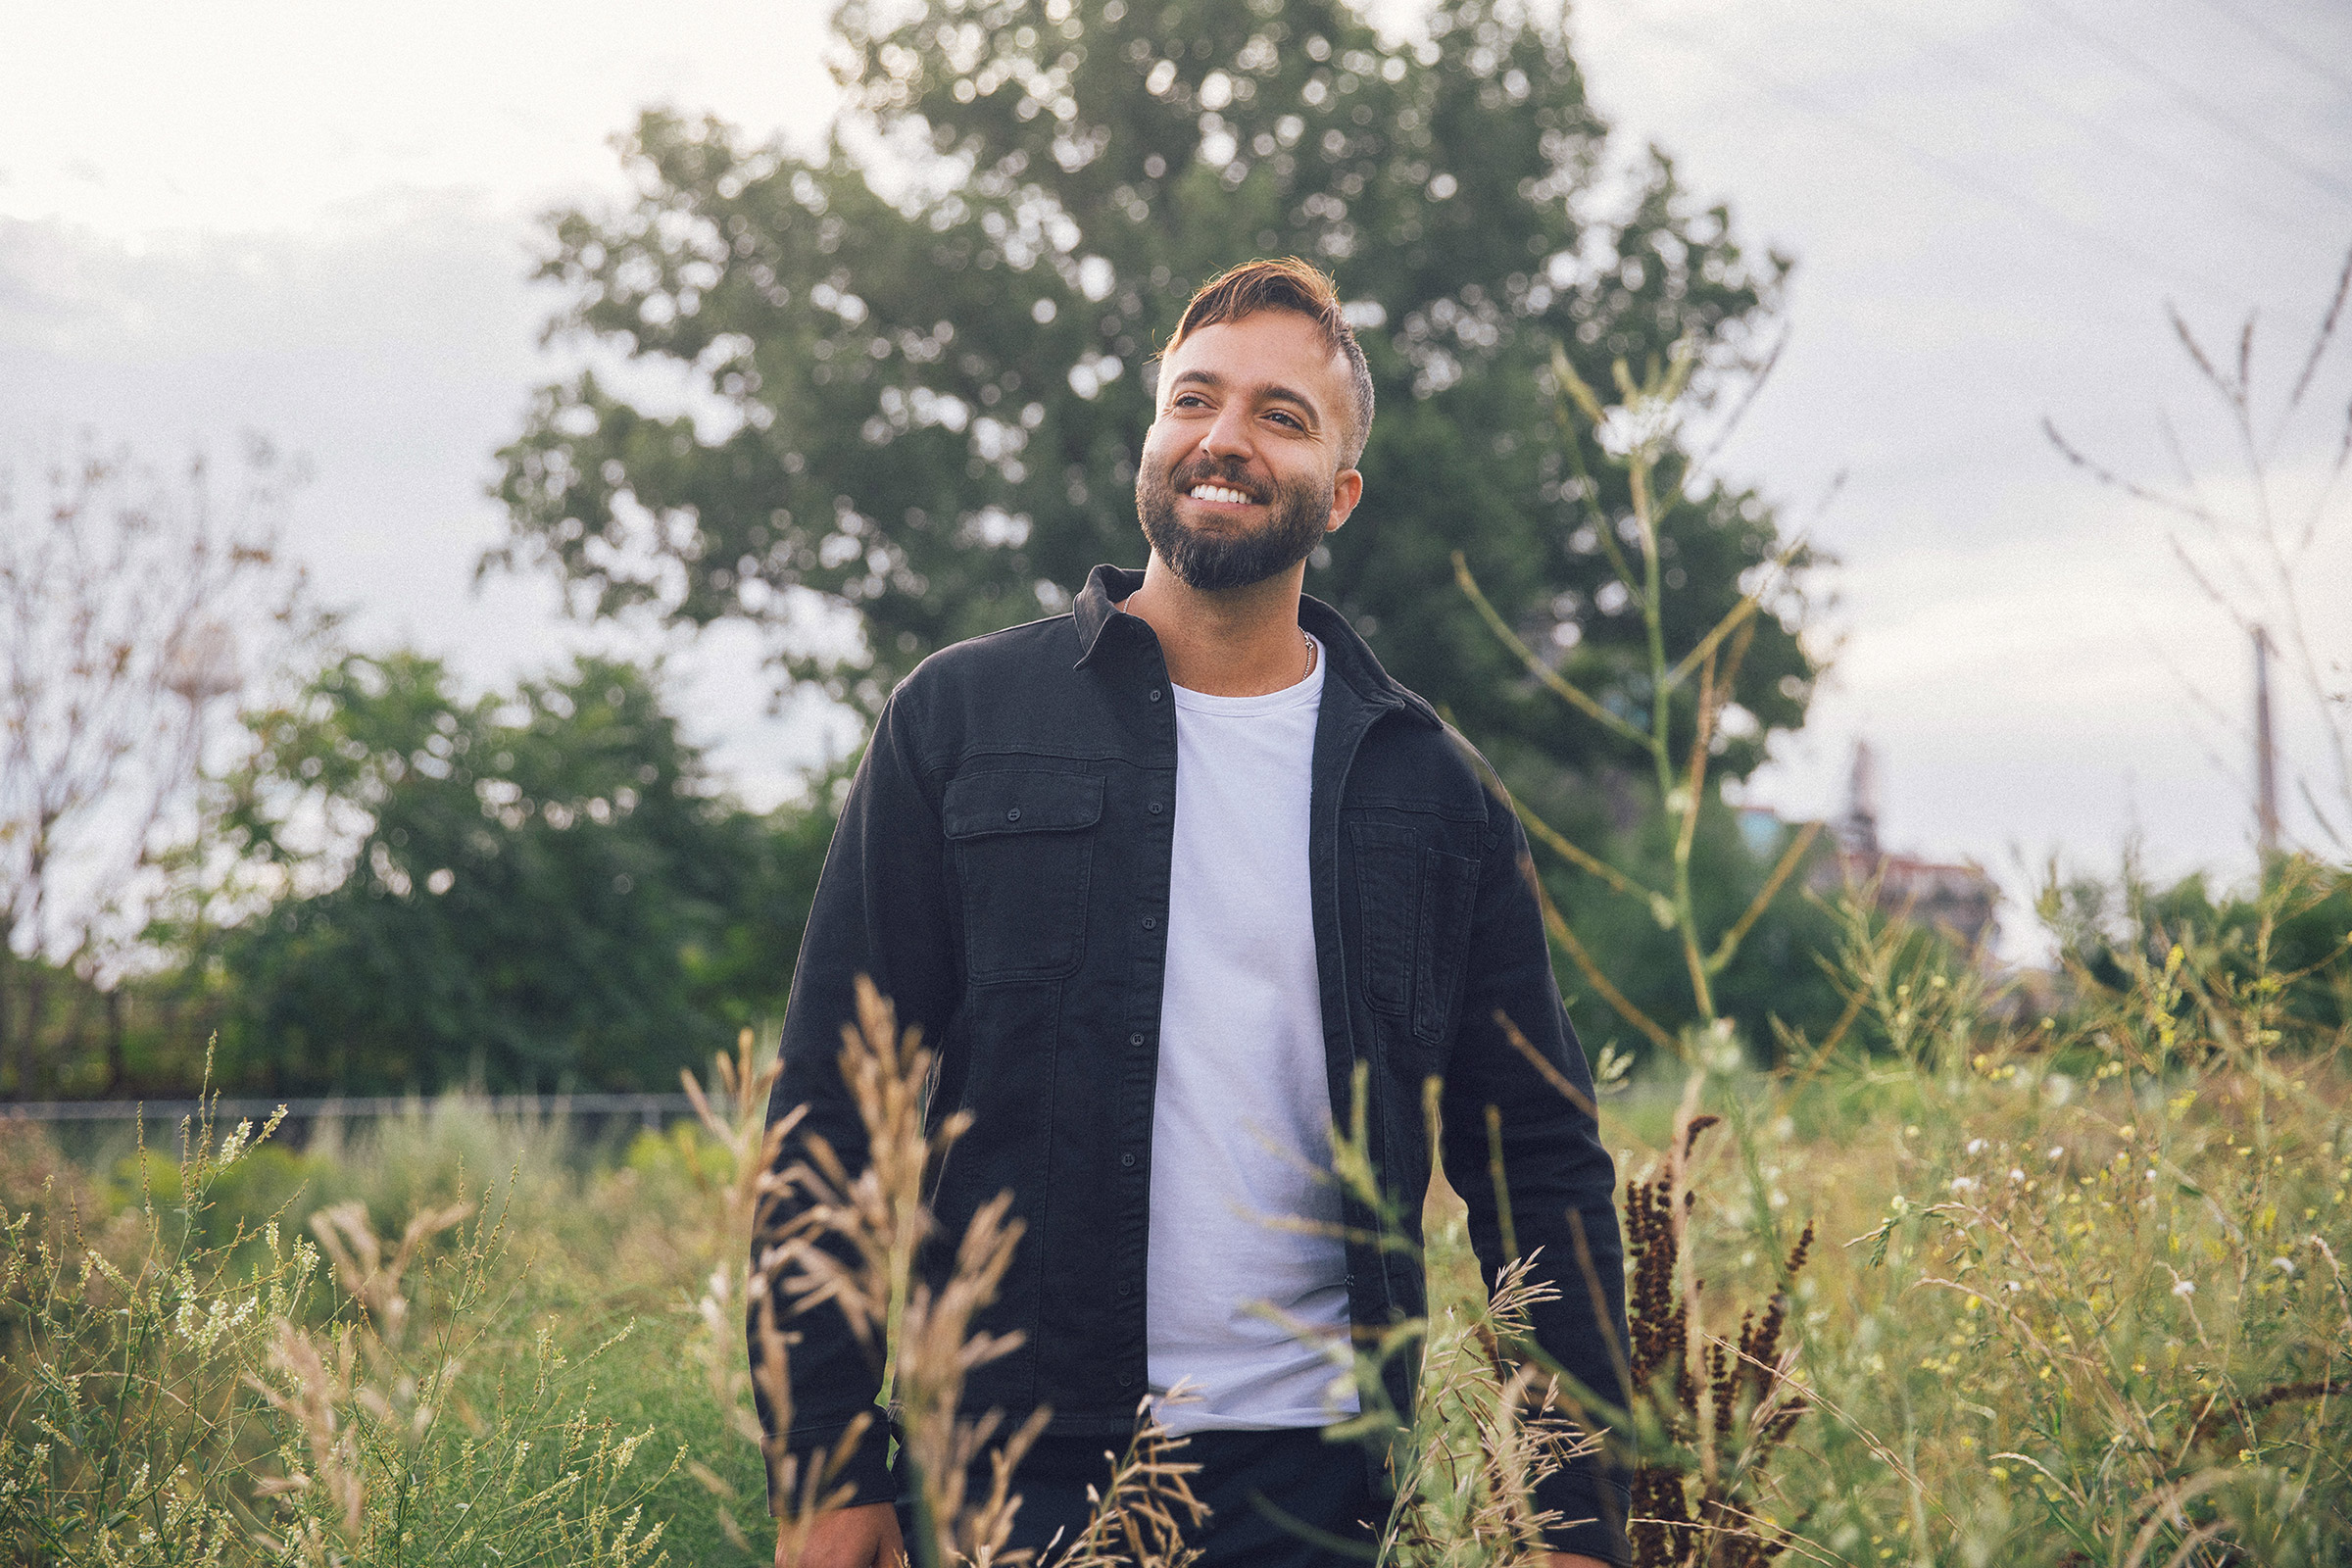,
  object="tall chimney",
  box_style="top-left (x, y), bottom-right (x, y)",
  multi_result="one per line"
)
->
top-left (1842, 738), bottom-right (1881, 860)
top-left (2254, 625), bottom-right (2279, 859)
